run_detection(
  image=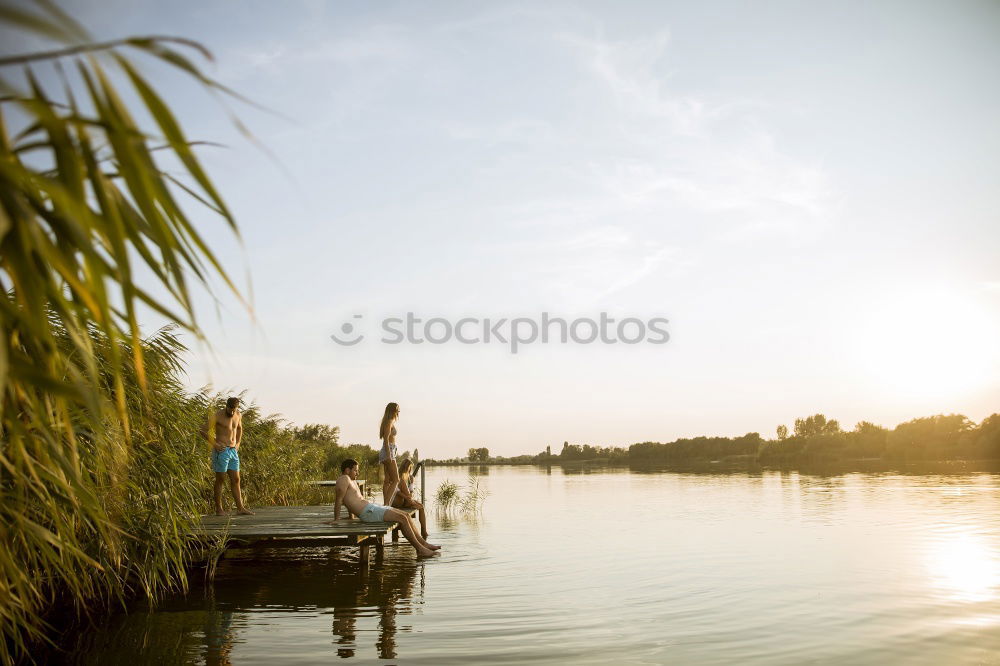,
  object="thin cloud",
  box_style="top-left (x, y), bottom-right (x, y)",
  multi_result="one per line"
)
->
top-left (560, 29), bottom-right (710, 137)
top-left (219, 23), bottom-right (412, 82)
top-left (562, 29), bottom-right (837, 233)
